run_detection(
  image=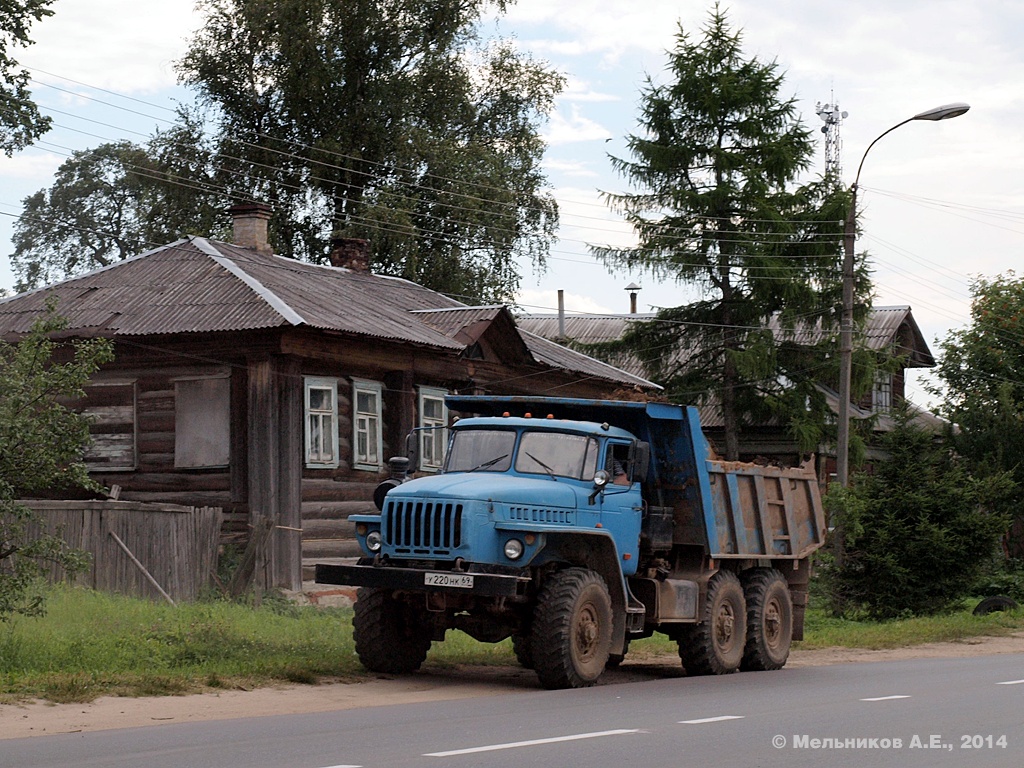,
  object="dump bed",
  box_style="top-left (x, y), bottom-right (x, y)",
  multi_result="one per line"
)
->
top-left (445, 395), bottom-right (826, 560)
